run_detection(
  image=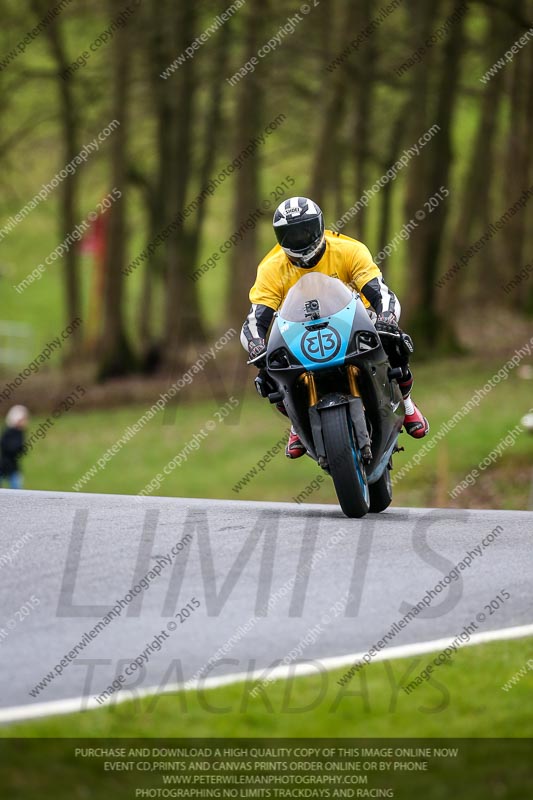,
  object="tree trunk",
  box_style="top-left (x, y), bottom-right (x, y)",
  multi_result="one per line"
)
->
top-left (127, 166), bottom-right (158, 365)
top-left (31, 0), bottom-right (82, 356)
top-left (161, 1), bottom-right (201, 372)
top-left (501, 0), bottom-right (530, 290)
top-left (401, 0), bottom-right (442, 323)
top-left (309, 3), bottom-right (359, 207)
top-left (405, 0), bottom-right (466, 352)
top-left (98, 0), bottom-right (136, 380)
top-left (523, 40), bottom-right (533, 314)
top-left (188, 17), bottom-right (231, 290)
top-left (135, 0), bottom-right (180, 365)
top-left (226, 0), bottom-right (268, 331)
top-left (377, 101), bottom-right (409, 264)
top-left (352, 0), bottom-right (377, 242)
top-left (443, 7), bottom-right (507, 307)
